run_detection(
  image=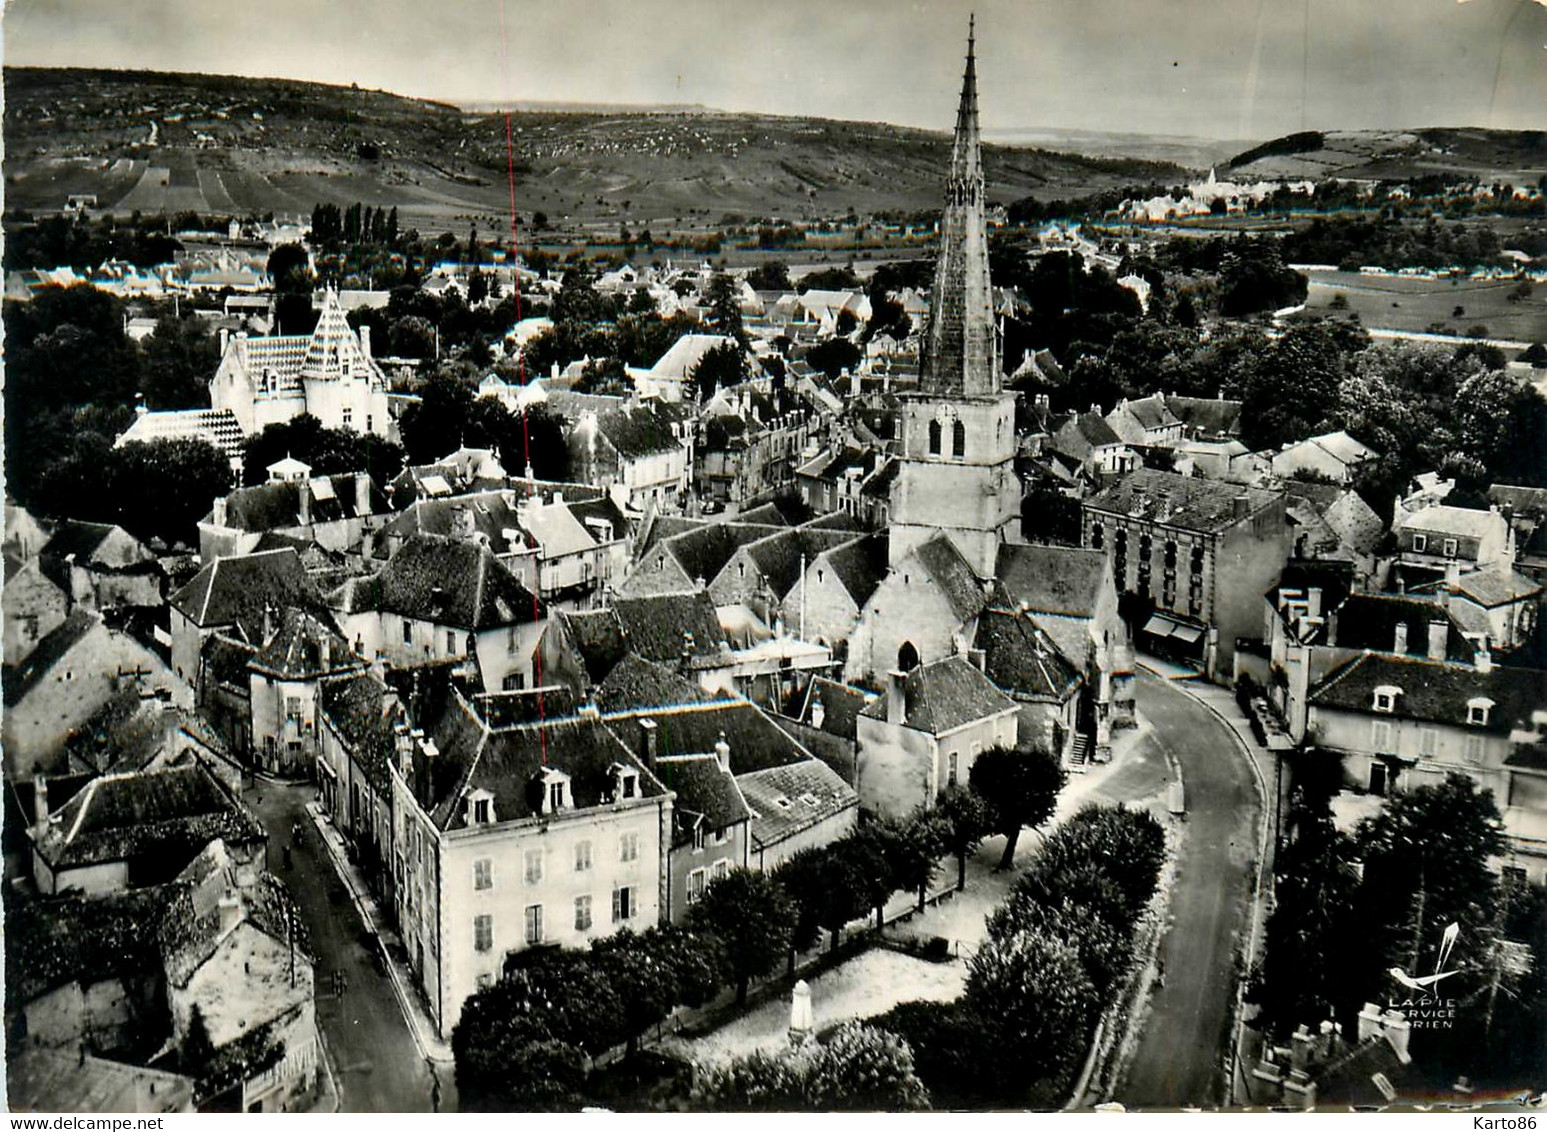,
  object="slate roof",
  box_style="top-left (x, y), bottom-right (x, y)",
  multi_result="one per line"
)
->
top-left (1085, 468), bottom-right (1282, 533)
top-left (597, 402), bottom-right (684, 460)
top-left (613, 590), bottom-right (729, 664)
top-left (738, 759), bottom-right (856, 851)
top-left (653, 753), bottom-right (751, 843)
top-left (374, 491), bottom-right (529, 557)
top-left (911, 533), bottom-right (993, 621)
top-left (471, 686), bottom-right (581, 729)
top-left (318, 672), bottom-right (400, 795)
top-left (170, 548), bottom-right (323, 640)
top-left (5, 883), bottom-right (175, 1006)
top-left (975, 609), bottom-right (1084, 703)
top-left (39, 520), bottom-right (121, 565)
top-left (1165, 395), bottom-right (1243, 437)
top-left (201, 633), bottom-right (258, 689)
top-left (1328, 594), bottom-right (1474, 661)
top-left (818, 534), bottom-right (889, 609)
top-left (31, 763), bottom-right (265, 872)
top-left (995, 543), bottom-right (1109, 618)
top-left (250, 608), bottom-right (362, 679)
top-left (859, 655), bottom-right (1018, 735)
top-left (351, 534), bottom-right (544, 630)
top-left (211, 475), bottom-right (386, 532)
top-left (3, 609), bottom-right (100, 707)
top-left (1308, 653), bottom-right (1546, 736)
top-left (743, 528), bottom-right (858, 599)
top-left (1115, 394), bottom-right (1178, 430)
top-left (593, 653), bottom-right (721, 714)
top-left (661, 522), bottom-right (785, 589)
top-left (555, 608), bottom-right (629, 685)
top-left (605, 701), bottom-right (813, 775)
top-left (1446, 568), bottom-right (1543, 608)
